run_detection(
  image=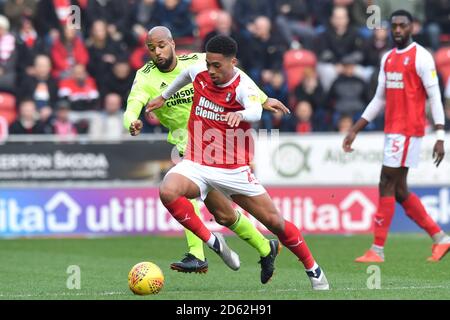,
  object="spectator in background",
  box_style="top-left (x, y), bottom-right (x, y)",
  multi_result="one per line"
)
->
top-left (412, 18), bottom-right (431, 49)
top-left (103, 59), bottom-right (134, 104)
top-left (274, 0), bottom-right (316, 50)
top-left (89, 92), bottom-right (126, 140)
top-left (327, 55), bottom-right (368, 124)
top-left (233, 0), bottom-right (273, 32)
top-left (280, 100), bottom-right (314, 133)
top-left (260, 70), bottom-right (289, 130)
top-left (153, 0), bottom-right (195, 39)
top-left (202, 11), bottom-right (242, 52)
top-left (58, 63), bottom-right (99, 112)
top-left (15, 17), bottom-right (47, 83)
top-left (50, 23), bottom-right (89, 79)
top-left (425, 0), bottom-right (450, 51)
top-left (51, 99), bottom-right (77, 137)
top-left (0, 15), bottom-right (17, 93)
top-left (19, 54), bottom-right (58, 118)
top-left (86, 19), bottom-right (128, 97)
top-left (445, 79), bottom-right (450, 131)
top-left (35, 0), bottom-right (86, 38)
top-left (336, 113), bottom-right (354, 133)
top-left (239, 16), bottom-right (288, 85)
top-left (3, 0), bottom-right (37, 33)
top-left (375, 0), bottom-right (425, 23)
top-left (129, 0), bottom-right (160, 30)
top-left (9, 99), bottom-right (45, 134)
top-left (315, 6), bottom-right (365, 91)
top-left (293, 67), bottom-right (324, 111)
top-left (362, 22), bottom-right (390, 68)
top-left (86, 0), bottom-right (130, 39)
